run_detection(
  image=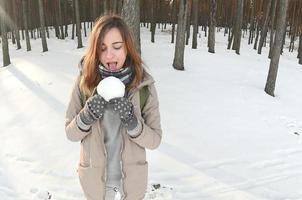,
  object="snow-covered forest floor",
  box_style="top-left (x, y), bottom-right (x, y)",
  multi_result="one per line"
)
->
top-left (1, 25), bottom-right (302, 200)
